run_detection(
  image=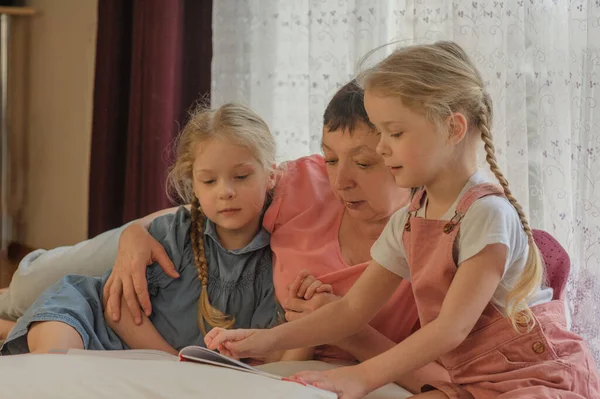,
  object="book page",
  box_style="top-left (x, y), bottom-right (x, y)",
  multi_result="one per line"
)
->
top-left (178, 346), bottom-right (279, 379)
